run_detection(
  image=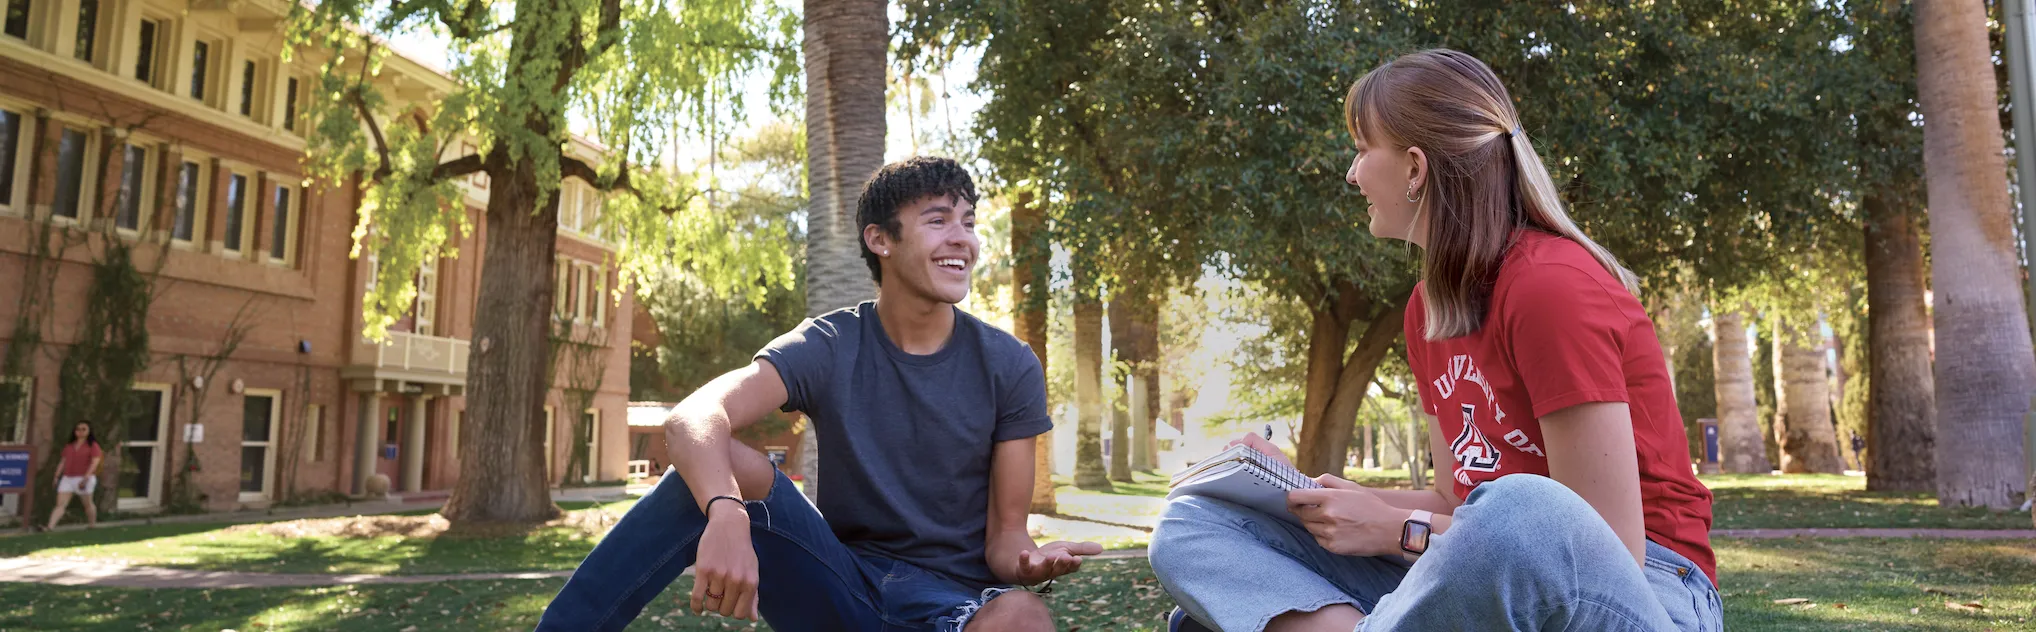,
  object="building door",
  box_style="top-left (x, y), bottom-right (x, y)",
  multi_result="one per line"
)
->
top-left (119, 385), bottom-right (171, 510)
top-left (376, 400), bottom-right (402, 487)
top-left (2, 376), bottom-right (31, 516)
top-left (240, 391), bottom-right (280, 502)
